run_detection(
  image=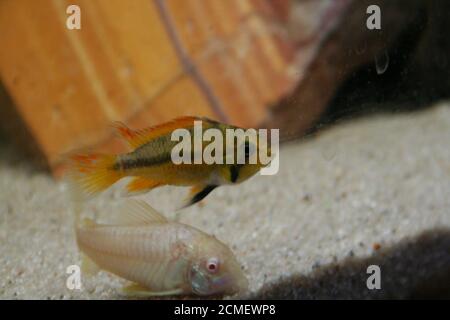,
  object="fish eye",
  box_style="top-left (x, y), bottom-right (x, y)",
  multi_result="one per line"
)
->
top-left (206, 257), bottom-right (220, 274)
